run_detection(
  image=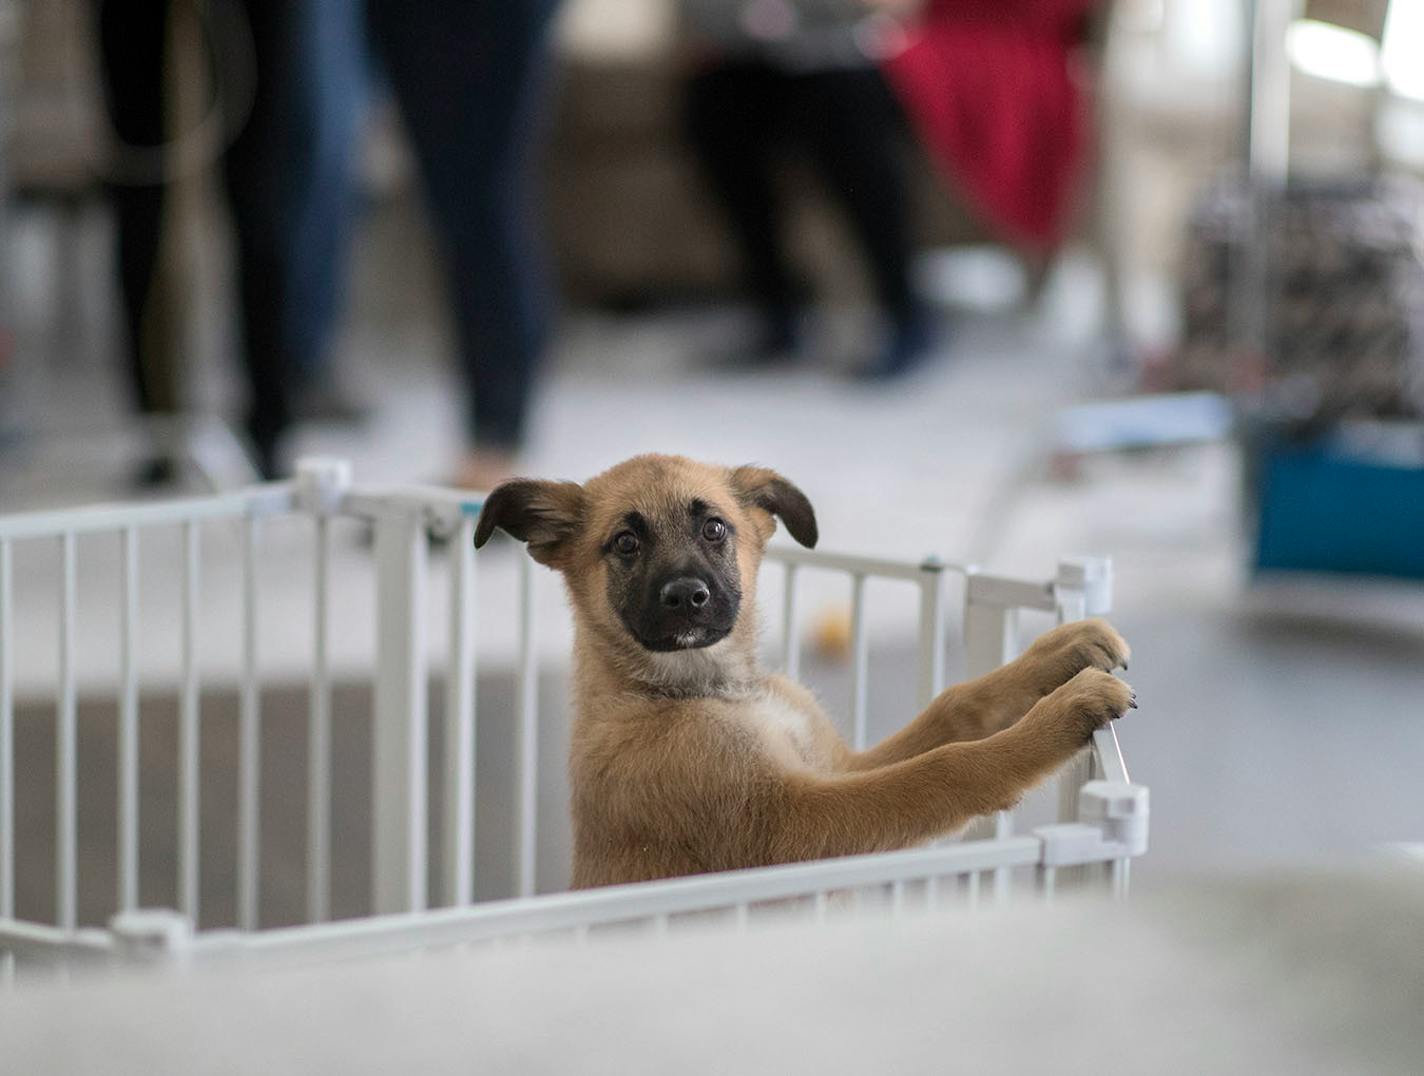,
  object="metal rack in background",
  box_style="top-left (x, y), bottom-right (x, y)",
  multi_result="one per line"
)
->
top-left (1233, 0), bottom-right (1424, 581)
